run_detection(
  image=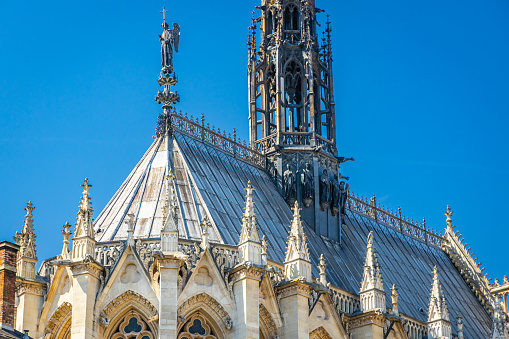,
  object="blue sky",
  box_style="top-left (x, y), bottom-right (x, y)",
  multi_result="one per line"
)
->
top-left (0, 0), bottom-right (507, 281)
